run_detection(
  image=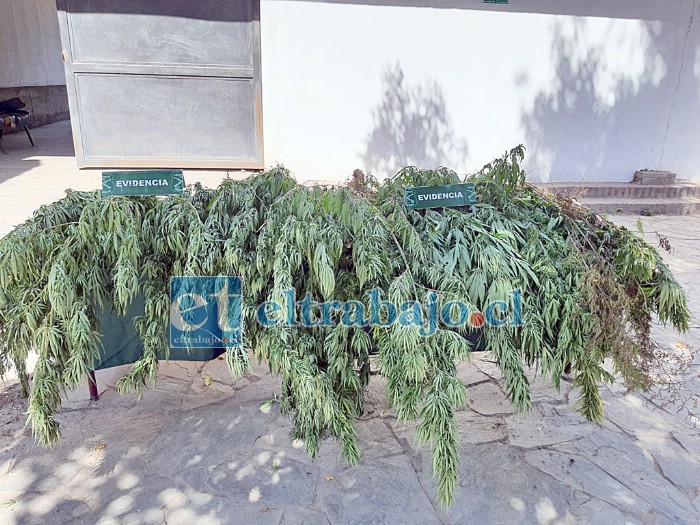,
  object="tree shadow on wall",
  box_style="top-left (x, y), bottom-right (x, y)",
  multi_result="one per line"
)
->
top-left (363, 64), bottom-right (468, 177)
top-left (522, 13), bottom-right (700, 182)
